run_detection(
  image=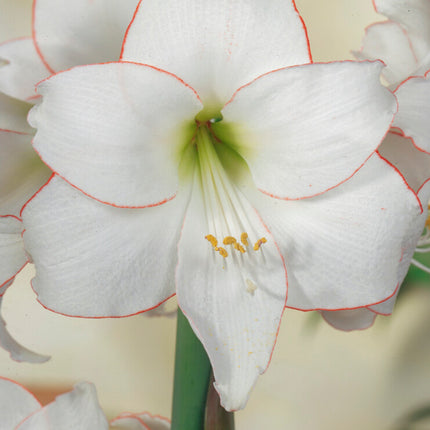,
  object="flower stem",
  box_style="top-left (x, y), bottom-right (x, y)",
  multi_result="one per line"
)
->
top-left (204, 373), bottom-right (235, 430)
top-left (171, 308), bottom-right (212, 430)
